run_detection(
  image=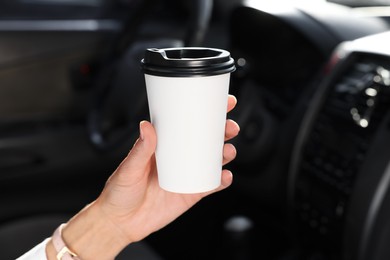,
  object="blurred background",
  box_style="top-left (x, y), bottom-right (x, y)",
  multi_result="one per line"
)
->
top-left (0, 0), bottom-right (390, 259)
